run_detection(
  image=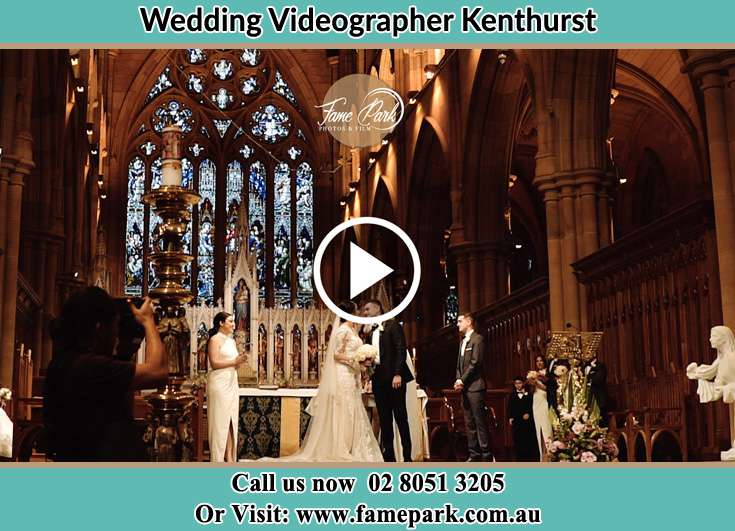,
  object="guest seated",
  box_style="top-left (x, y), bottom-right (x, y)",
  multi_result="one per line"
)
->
top-left (43, 287), bottom-right (167, 461)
